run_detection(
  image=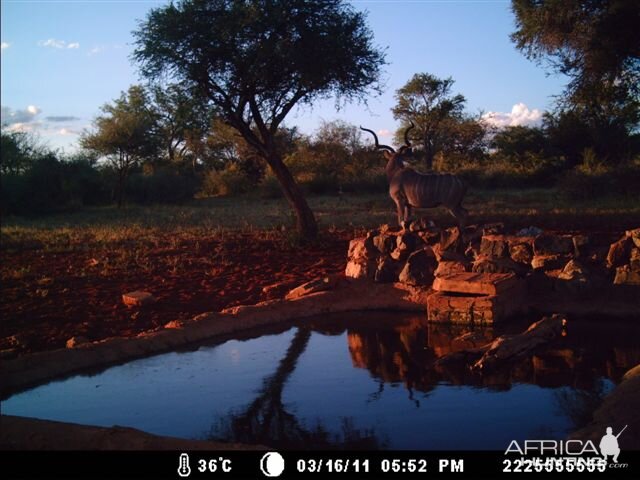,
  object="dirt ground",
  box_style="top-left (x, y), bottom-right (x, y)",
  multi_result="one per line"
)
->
top-left (0, 231), bottom-right (349, 356)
